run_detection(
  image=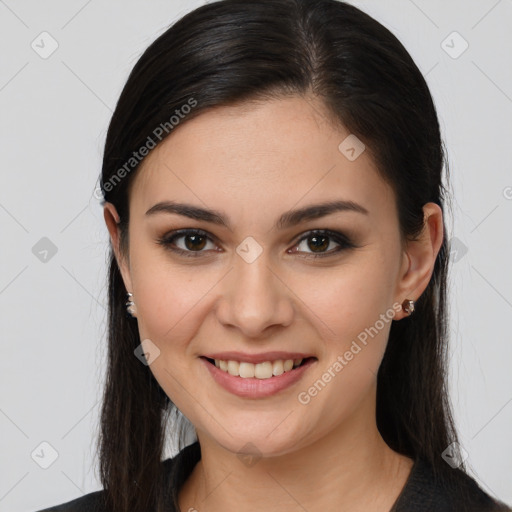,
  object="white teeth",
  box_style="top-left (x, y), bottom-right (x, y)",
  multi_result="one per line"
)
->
top-left (239, 362), bottom-right (255, 378)
top-left (272, 360), bottom-right (284, 376)
top-left (227, 360), bottom-right (239, 376)
top-left (283, 359), bottom-right (294, 372)
top-left (254, 361), bottom-right (273, 379)
top-left (212, 358), bottom-right (304, 379)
